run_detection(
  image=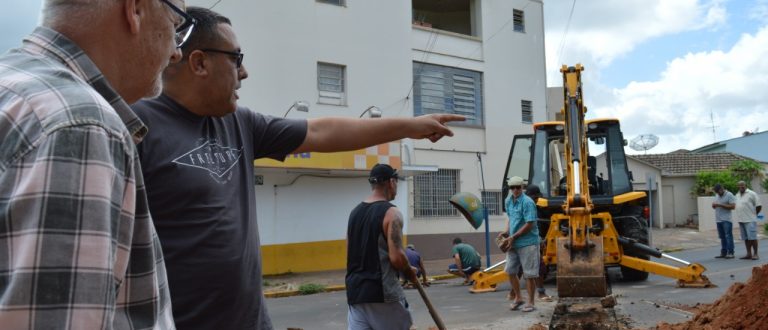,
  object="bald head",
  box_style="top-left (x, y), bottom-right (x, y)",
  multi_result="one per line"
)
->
top-left (42, 0), bottom-right (117, 28)
top-left (39, 0), bottom-right (184, 103)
